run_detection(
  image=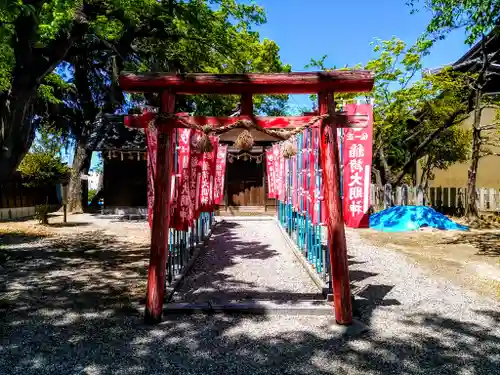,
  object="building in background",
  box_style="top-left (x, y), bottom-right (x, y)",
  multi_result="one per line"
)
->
top-left (420, 31), bottom-right (500, 188)
top-left (87, 171), bottom-right (102, 191)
